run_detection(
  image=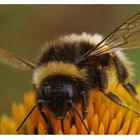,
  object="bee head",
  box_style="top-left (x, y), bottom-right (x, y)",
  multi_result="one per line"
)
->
top-left (39, 76), bottom-right (79, 118)
top-left (33, 62), bottom-right (89, 118)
